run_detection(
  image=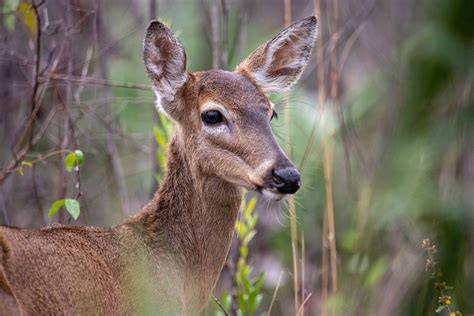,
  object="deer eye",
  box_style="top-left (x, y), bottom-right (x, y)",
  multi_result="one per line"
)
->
top-left (201, 110), bottom-right (223, 125)
top-left (271, 110), bottom-right (278, 121)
